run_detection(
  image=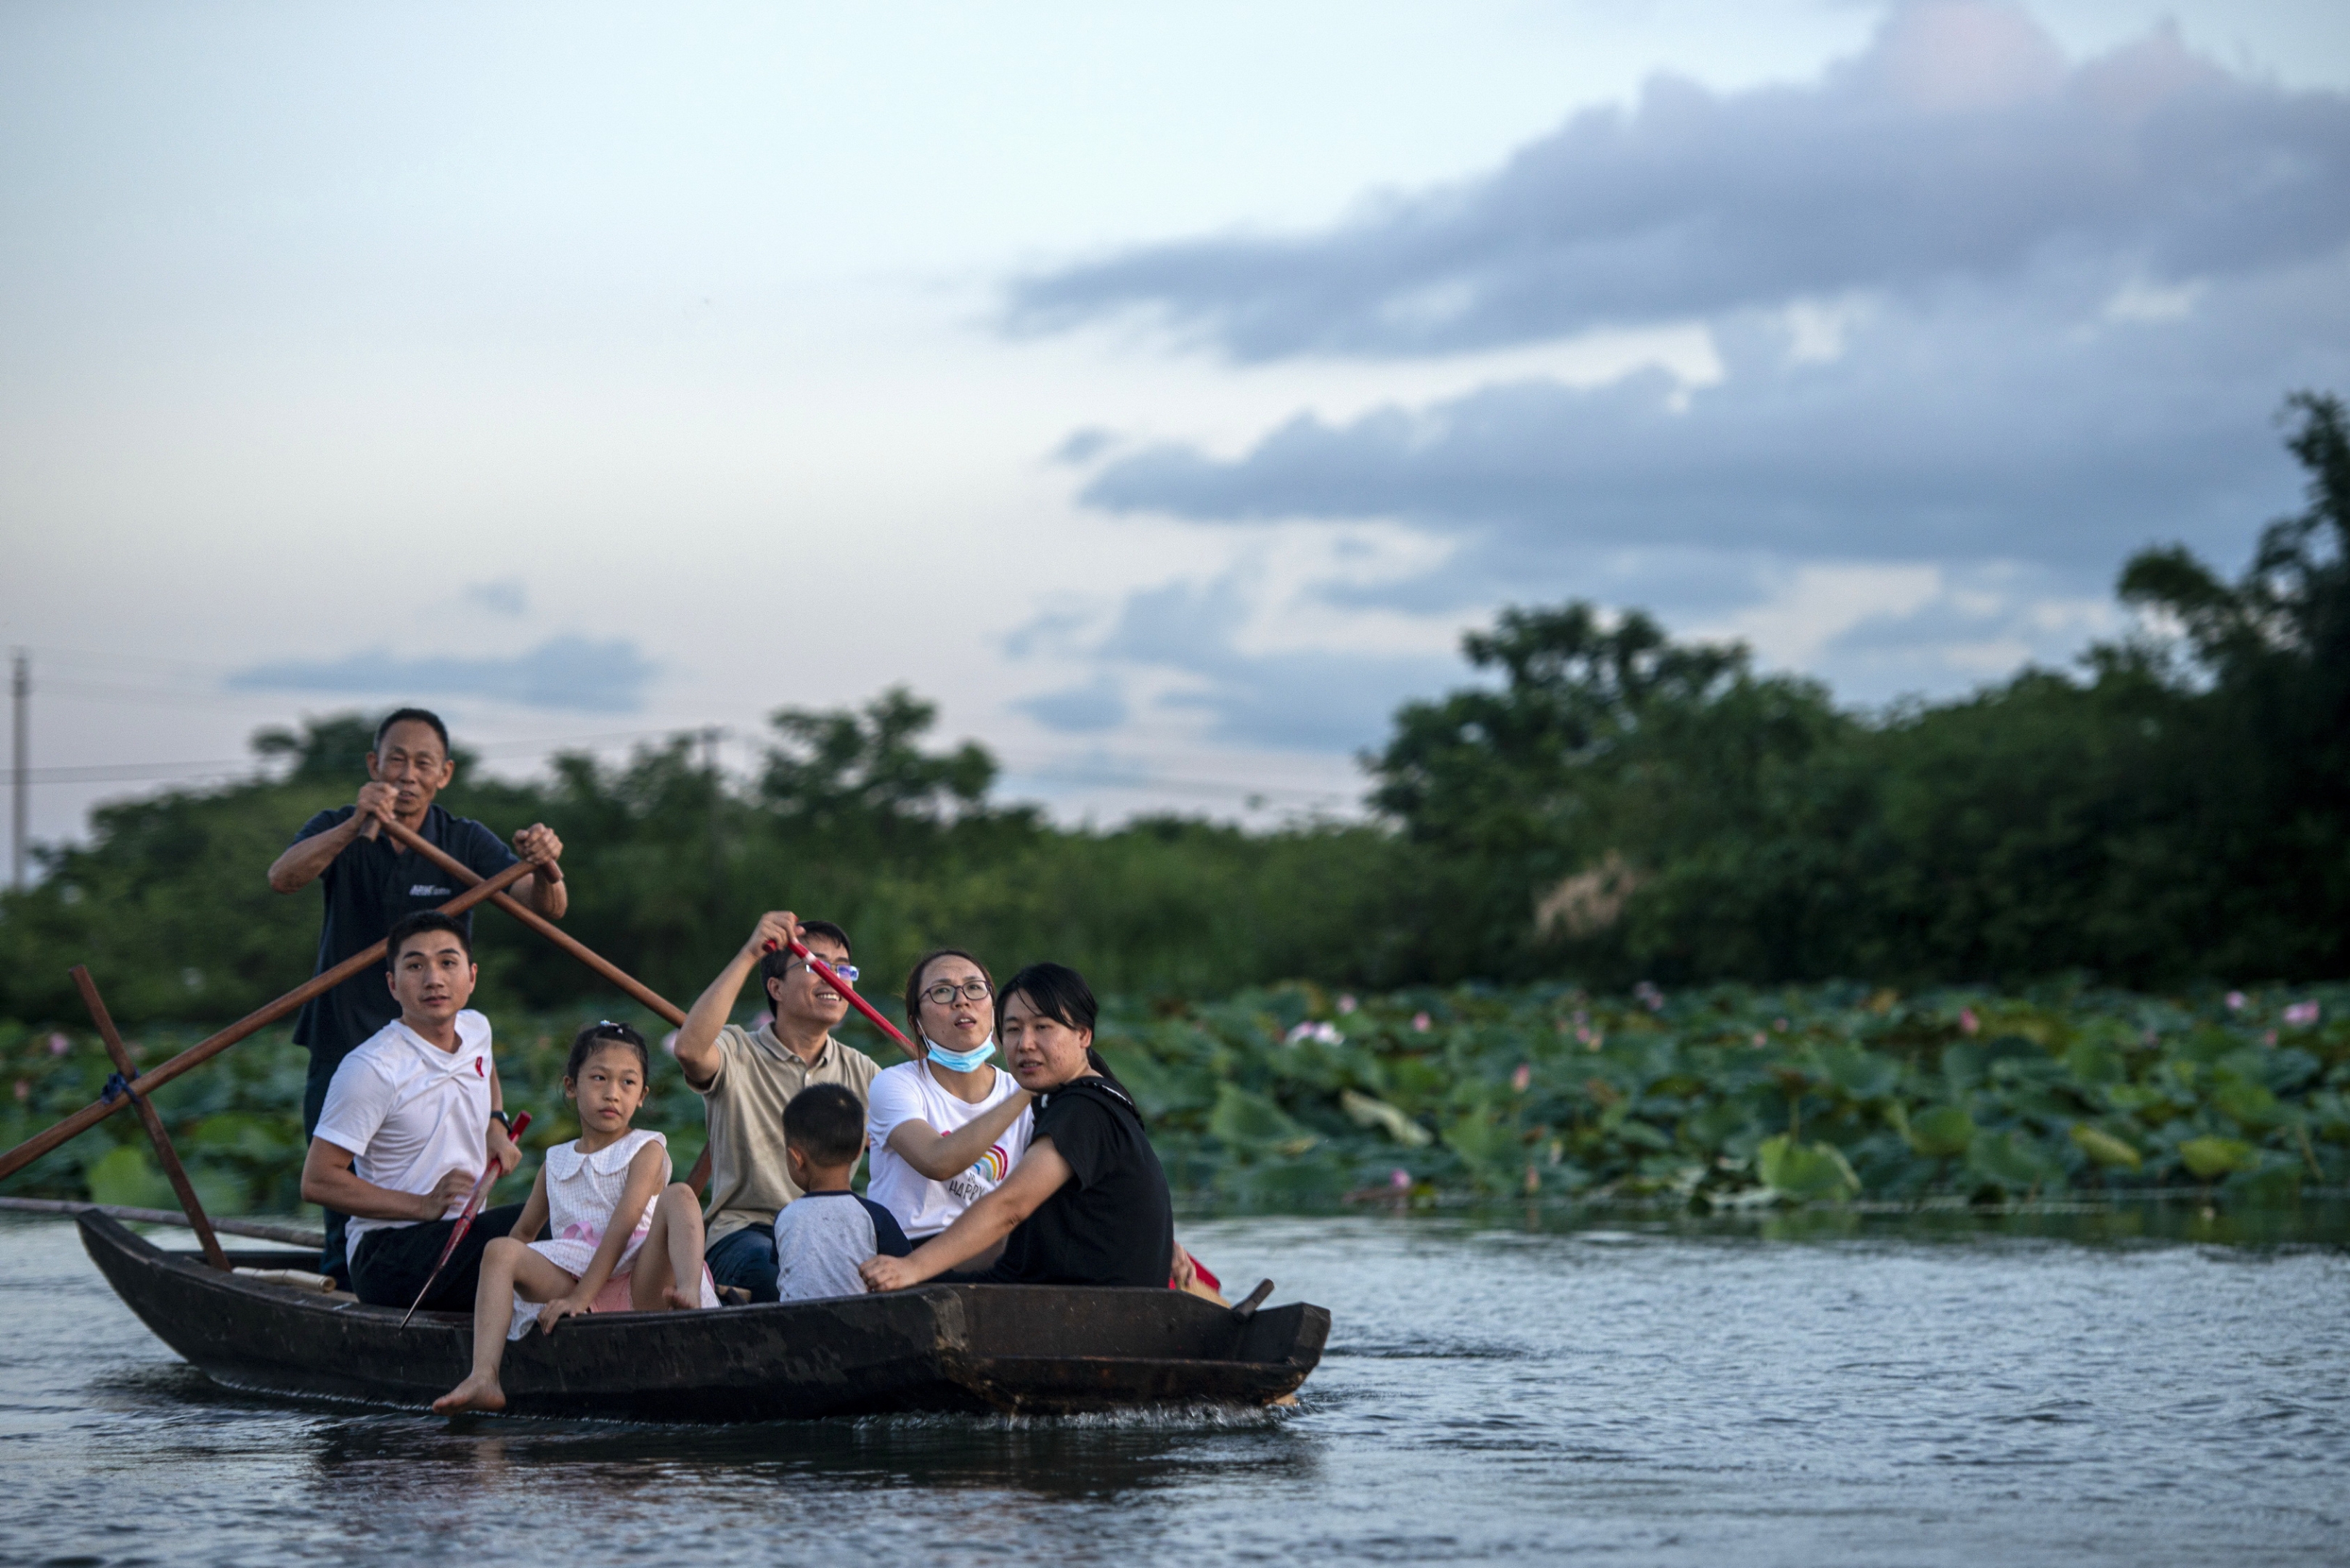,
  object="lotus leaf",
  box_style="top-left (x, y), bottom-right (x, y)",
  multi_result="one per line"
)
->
top-left (1966, 1128), bottom-right (2060, 1189)
top-left (2063, 1040), bottom-right (2125, 1087)
top-left (1906, 1104), bottom-right (1977, 1159)
top-left (83, 1143), bottom-right (174, 1209)
top-left (1338, 1088), bottom-right (1432, 1147)
top-left (2212, 1079), bottom-right (2282, 1130)
top-left (1613, 1118), bottom-right (1673, 1151)
top-left (1442, 1112), bottom-right (1527, 1187)
top-left (1206, 1084), bottom-right (1318, 1156)
top-left (2224, 1158), bottom-right (2304, 1205)
top-left (1755, 1133), bottom-right (1859, 1200)
top-left (1818, 1045), bottom-right (1900, 1101)
top-left (2068, 1123), bottom-right (2142, 1169)
top-left (1683, 1099), bottom-right (1756, 1148)
top-left (2178, 1135), bottom-right (2259, 1180)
